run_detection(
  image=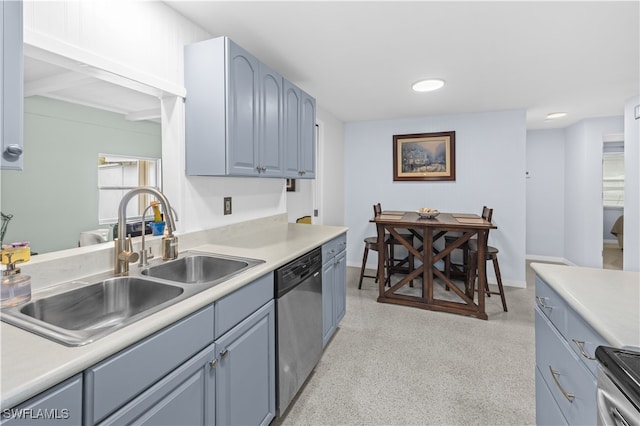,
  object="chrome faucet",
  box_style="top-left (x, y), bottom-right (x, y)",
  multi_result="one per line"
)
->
top-left (115, 187), bottom-right (178, 275)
